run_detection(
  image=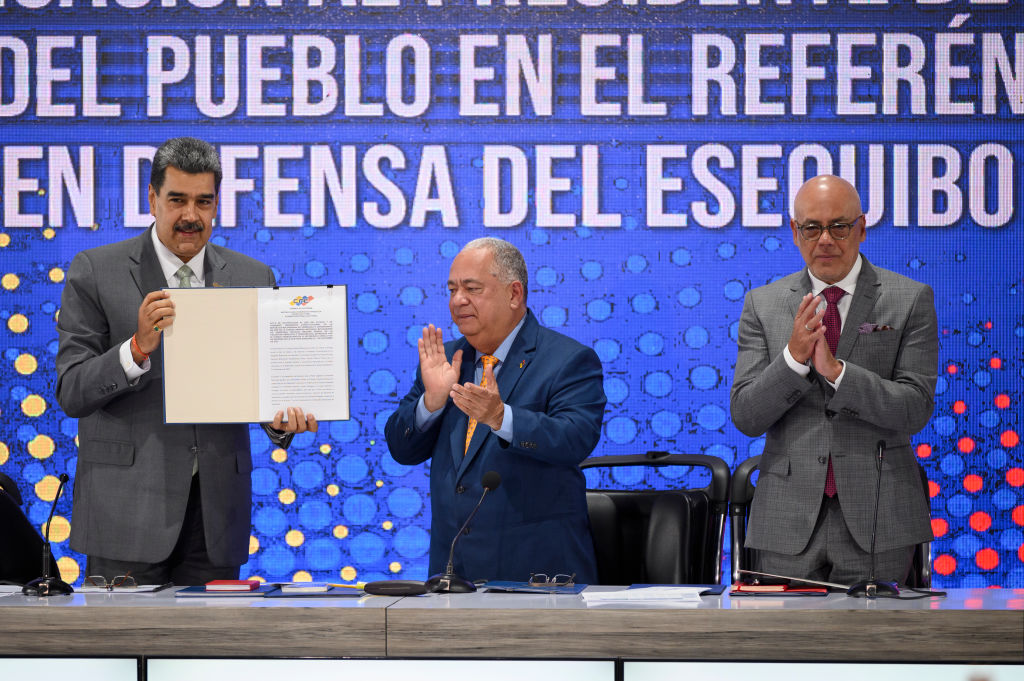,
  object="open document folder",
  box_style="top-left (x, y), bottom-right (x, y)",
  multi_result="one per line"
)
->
top-left (162, 285), bottom-right (349, 424)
